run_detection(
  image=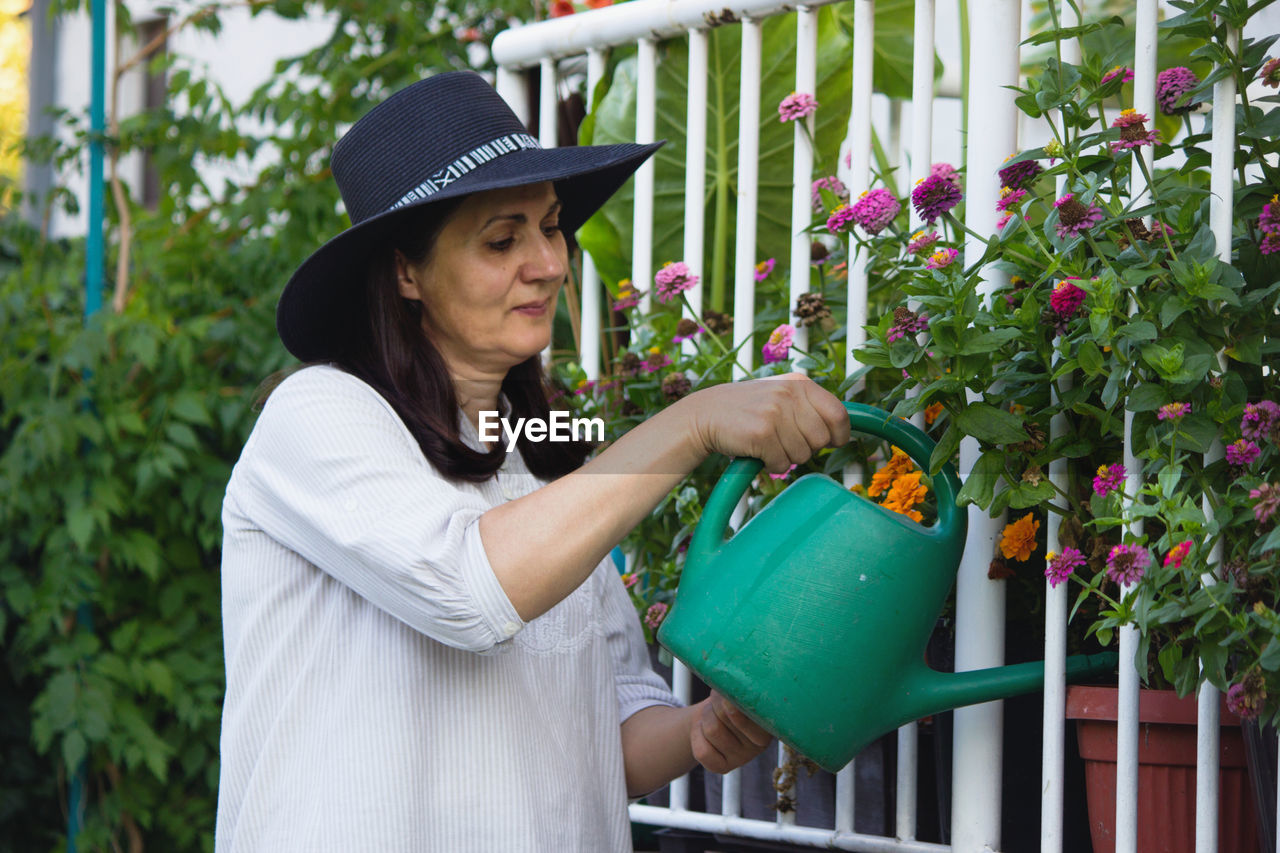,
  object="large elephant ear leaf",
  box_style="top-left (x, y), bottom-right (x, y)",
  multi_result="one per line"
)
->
top-left (579, 2), bottom-right (923, 303)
